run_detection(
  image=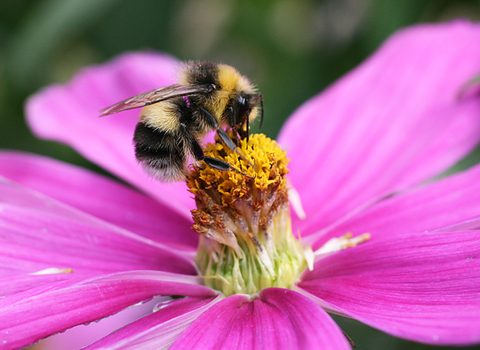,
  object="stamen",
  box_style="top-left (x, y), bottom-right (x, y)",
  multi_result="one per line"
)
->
top-left (315, 232), bottom-right (371, 257)
top-left (304, 245), bottom-right (315, 271)
top-left (31, 267), bottom-right (74, 275)
top-left (287, 179), bottom-right (306, 220)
